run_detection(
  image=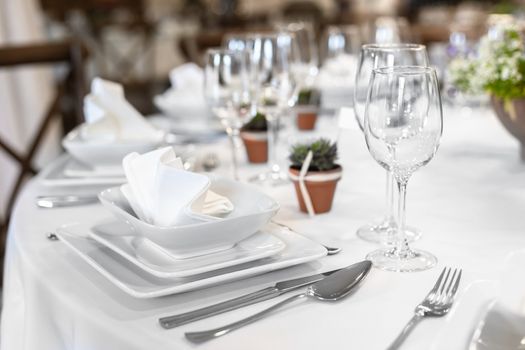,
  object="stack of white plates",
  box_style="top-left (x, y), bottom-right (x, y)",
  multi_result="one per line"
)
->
top-left (55, 177), bottom-right (328, 298)
top-left (41, 124), bottom-right (165, 187)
